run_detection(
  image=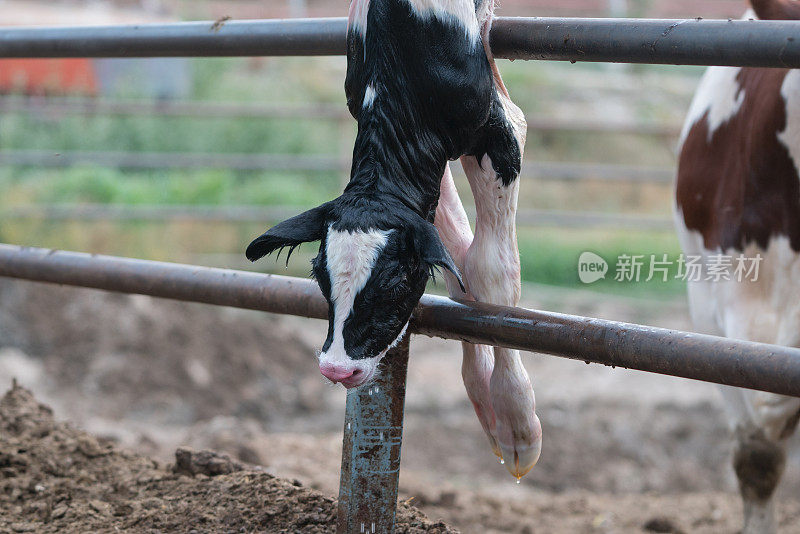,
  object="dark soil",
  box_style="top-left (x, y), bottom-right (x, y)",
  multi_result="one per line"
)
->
top-left (0, 384), bottom-right (456, 534)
